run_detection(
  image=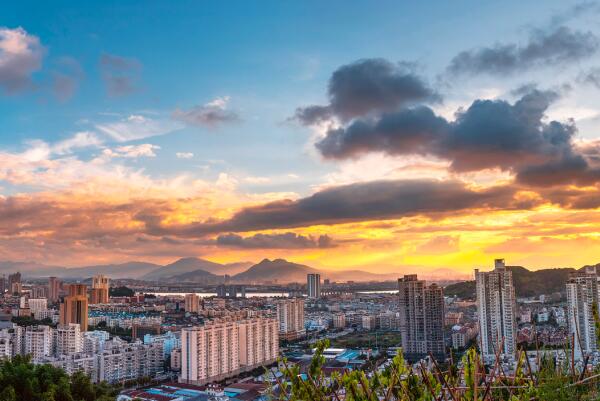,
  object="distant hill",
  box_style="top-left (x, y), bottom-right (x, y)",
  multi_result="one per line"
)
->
top-left (444, 265), bottom-right (578, 298)
top-left (0, 261), bottom-right (67, 277)
top-left (324, 270), bottom-right (398, 282)
top-left (163, 268), bottom-right (222, 284)
top-left (0, 257), bottom-right (391, 283)
top-left (142, 257), bottom-right (250, 280)
top-left (230, 258), bottom-right (399, 284)
top-left (232, 258), bottom-right (318, 283)
top-left (66, 261), bottom-right (162, 279)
